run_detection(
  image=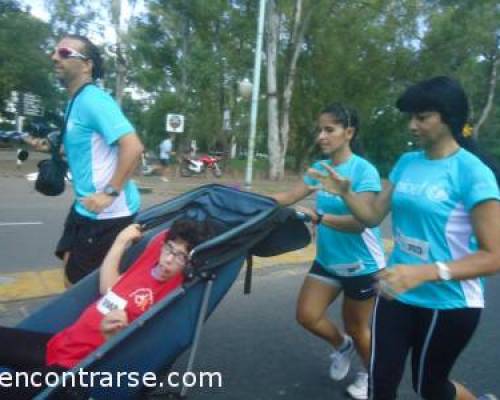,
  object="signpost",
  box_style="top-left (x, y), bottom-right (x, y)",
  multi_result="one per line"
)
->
top-left (21, 93), bottom-right (43, 117)
top-left (5, 91), bottom-right (43, 117)
top-left (166, 113), bottom-right (185, 133)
